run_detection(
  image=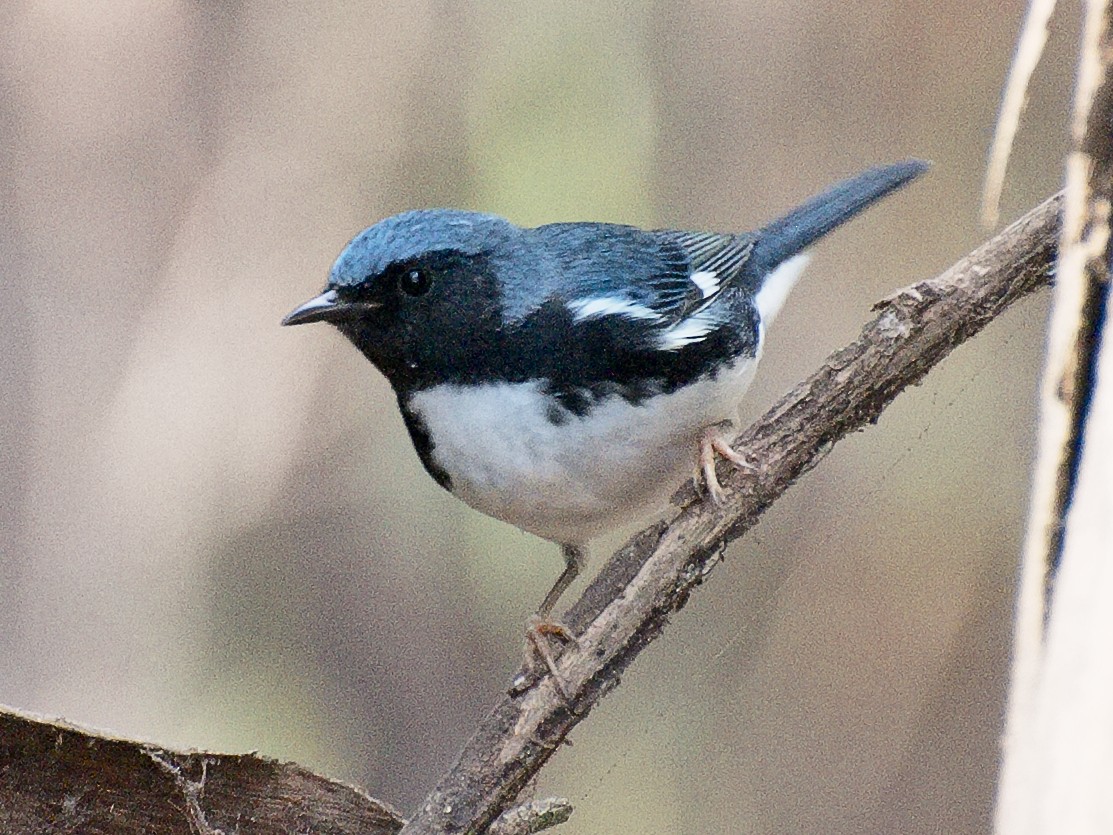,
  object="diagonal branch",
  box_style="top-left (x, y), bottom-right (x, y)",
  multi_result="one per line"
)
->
top-left (400, 193), bottom-right (1061, 835)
